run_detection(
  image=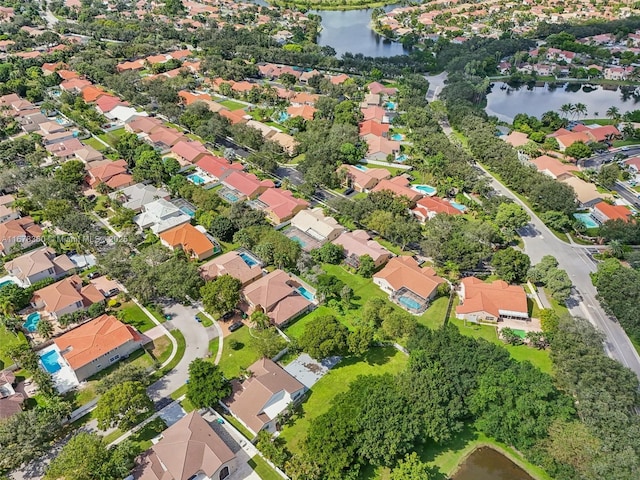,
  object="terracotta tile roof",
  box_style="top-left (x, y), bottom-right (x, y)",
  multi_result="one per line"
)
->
top-left (0, 217), bottom-right (41, 248)
top-left (116, 59), bottom-right (145, 72)
top-left (290, 92), bottom-right (318, 105)
top-left (555, 131), bottom-right (592, 149)
top-left (530, 155), bottom-right (578, 179)
top-left (330, 73), bottom-right (350, 85)
top-left (168, 49), bottom-right (192, 60)
top-left (32, 274), bottom-right (103, 314)
top-left (256, 189), bottom-right (309, 223)
top-left (178, 90), bottom-right (212, 106)
top-left (199, 251), bottom-right (262, 284)
top-left (196, 155), bottom-right (243, 178)
top-left (359, 119), bottom-right (389, 137)
top-left (136, 411), bottom-right (235, 480)
top-left (126, 116), bottom-right (163, 134)
top-left (54, 314), bottom-right (140, 370)
top-left (332, 230), bottom-right (390, 264)
top-left (594, 202), bottom-right (633, 222)
top-left (371, 176), bottom-right (421, 203)
top-left (95, 95), bottom-right (126, 113)
top-left (231, 81), bottom-right (257, 93)
top-left (223, 171), bottom-right (274, 198)
top-left (412, 196), bottom-right (463, 219)
top-left (81, 86), bottom-right (108, 103)
top-left (170, 140), bottom-right (208, 163)
top-left (148, 126), bottom-right (185, 147)
top-left (361, 106), bottom-right (386, 122)
top-left (87, 159), bottom-right (129, 185)
top-left (4, 247), bottom-right (74, 281)
top-left (456, 277), bottom-right (528, 318)
top-left (286, 105), bottom-right (316, 121)
top-left (60, 78), bottom-right (91, 92)
top-left (160, 223), bottom-right (214, 259)
top-left (219, 109), bottom-right (248, 125)
top-left (364, 134), bottom-right (400, 156)
top-left (374, 256), bottom-right (445, 300)
top-left (368, 81), bottom-right (397, 96)
top-left (504, 131), bottom-right (530, 147)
